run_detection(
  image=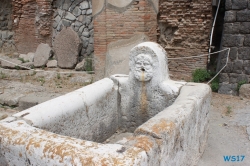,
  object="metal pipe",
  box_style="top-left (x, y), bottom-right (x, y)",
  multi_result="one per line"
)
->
top-left (208, 0), bottom-right (221, 64)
